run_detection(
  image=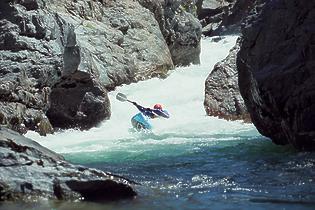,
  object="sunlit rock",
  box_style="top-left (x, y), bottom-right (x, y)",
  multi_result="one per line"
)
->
top-left (204, 39), bottom-right (249, 122)
top-left (0, 127), bottom-right (137, 201)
